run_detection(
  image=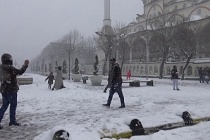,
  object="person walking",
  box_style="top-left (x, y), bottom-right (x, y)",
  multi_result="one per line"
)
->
top-left (45, 71), bottom-right (54, 89)
top-left (52, 66), bottom-right (64, 90)
top-left (0, 53), bottom-right (29, 129)
top-left (198, 67), bottom-right (204, 83)
top-left (171, 65), bottom-right (179, 90)
top-left (103, 58), bottom-right (125, 108)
